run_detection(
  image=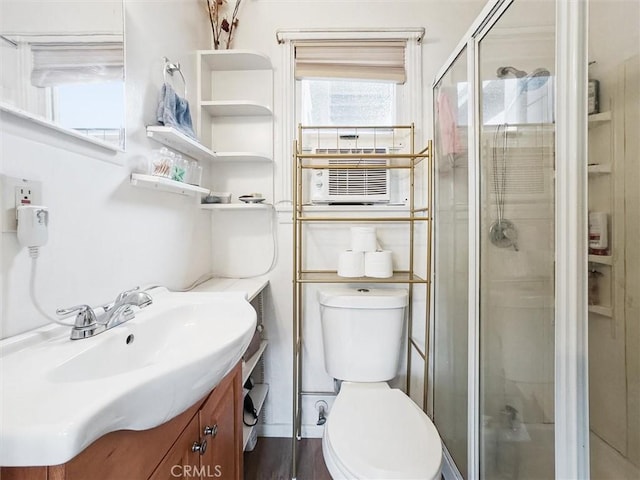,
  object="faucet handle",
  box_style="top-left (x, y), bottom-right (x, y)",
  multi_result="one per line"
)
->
top-left (56, 305), bottom-right (97, 327)
top-left (115, 286), bottom-right (140, 303)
